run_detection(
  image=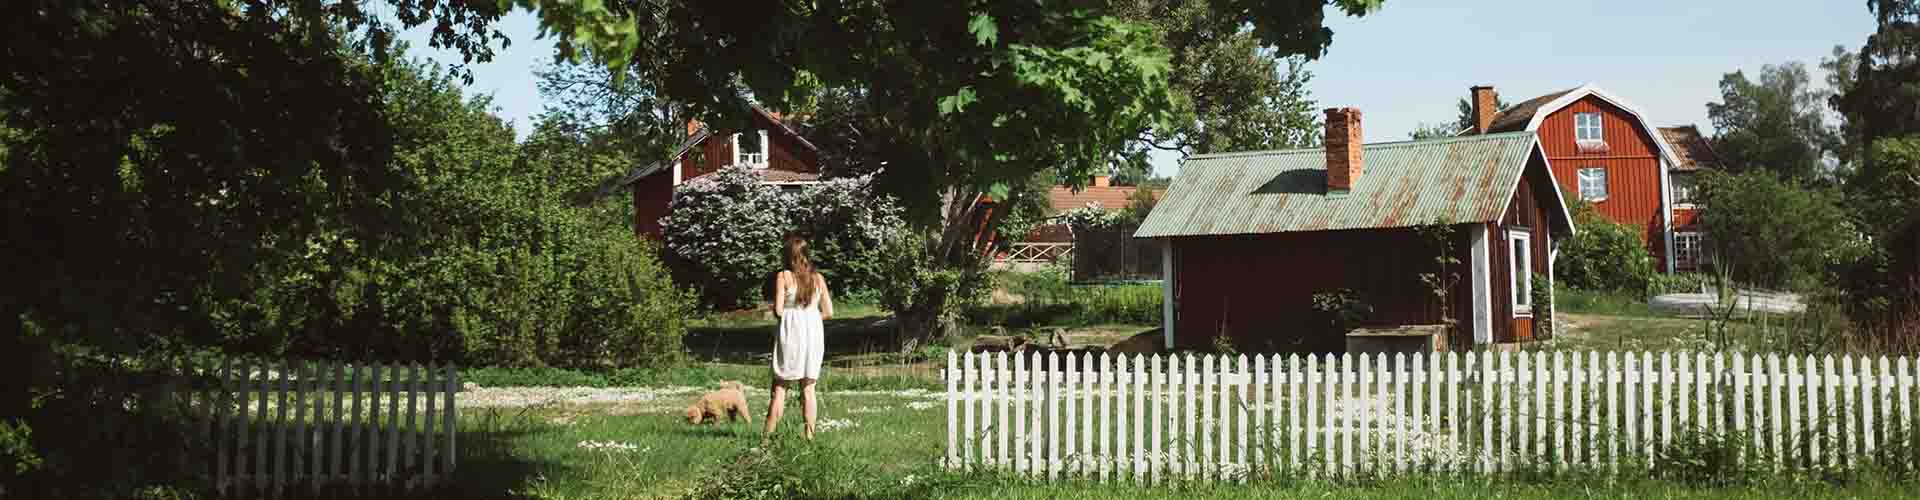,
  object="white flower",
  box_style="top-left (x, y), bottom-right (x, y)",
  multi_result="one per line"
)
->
top-left (907, 401), bottom-right (938, 411)
top-left (577, 440), bottom-right (644, 452)
top-left (818, 418), bottom-right (860, 432)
